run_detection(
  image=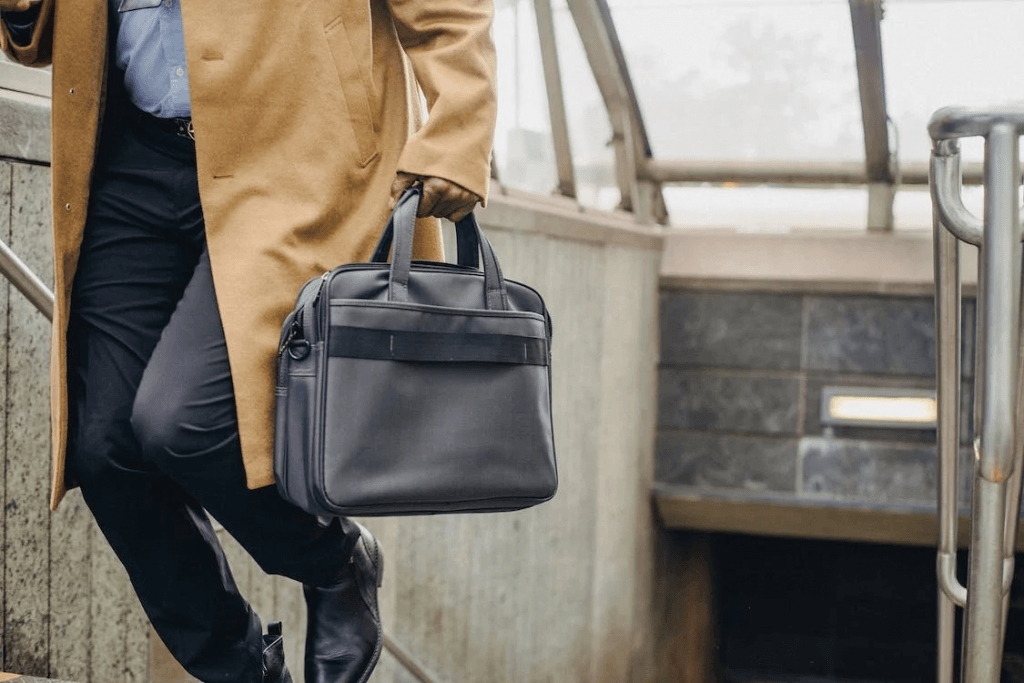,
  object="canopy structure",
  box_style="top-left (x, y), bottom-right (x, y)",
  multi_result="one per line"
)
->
top-left (493, 0), bottom-right (1024, 231)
